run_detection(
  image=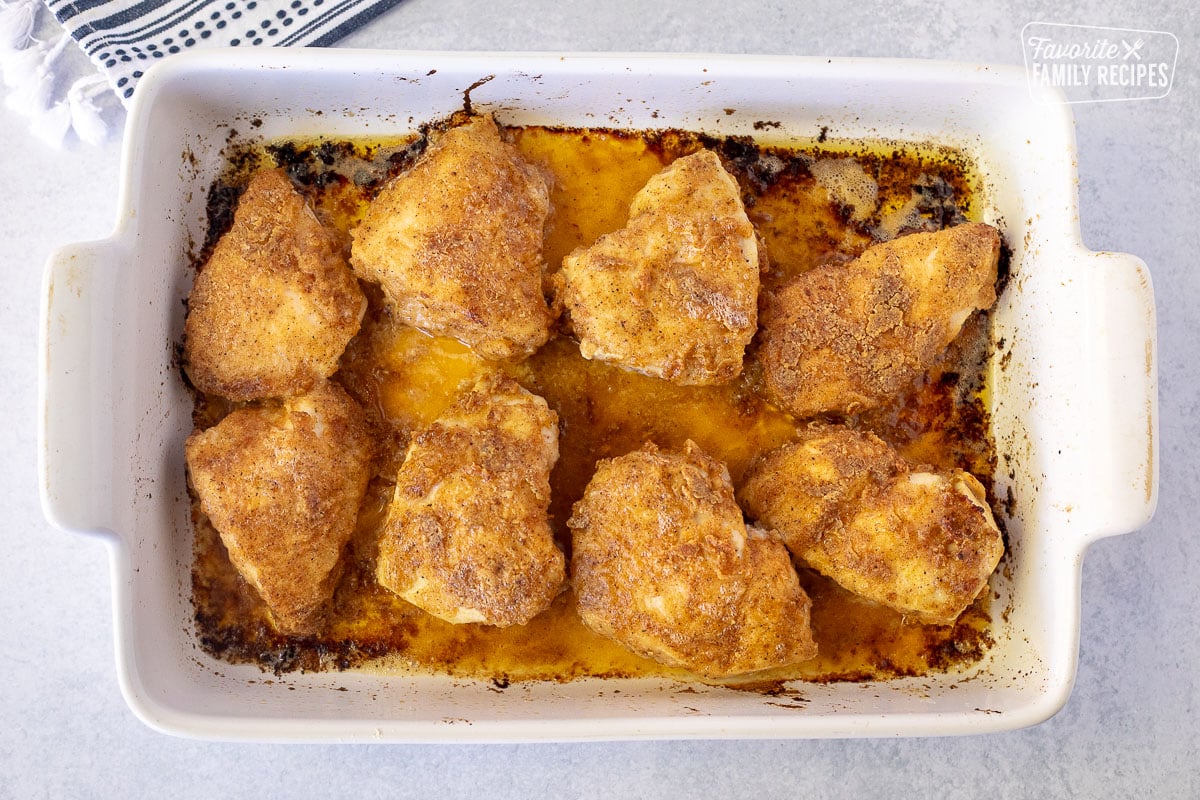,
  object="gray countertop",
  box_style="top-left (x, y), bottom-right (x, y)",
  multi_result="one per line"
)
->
top-left (2, 0), bottom-right (1195, 796)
